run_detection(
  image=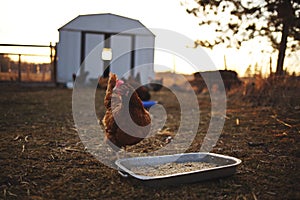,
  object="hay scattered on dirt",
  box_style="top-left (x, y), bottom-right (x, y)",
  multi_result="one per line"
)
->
top-left (0, 79), bottom-right (299, 199)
